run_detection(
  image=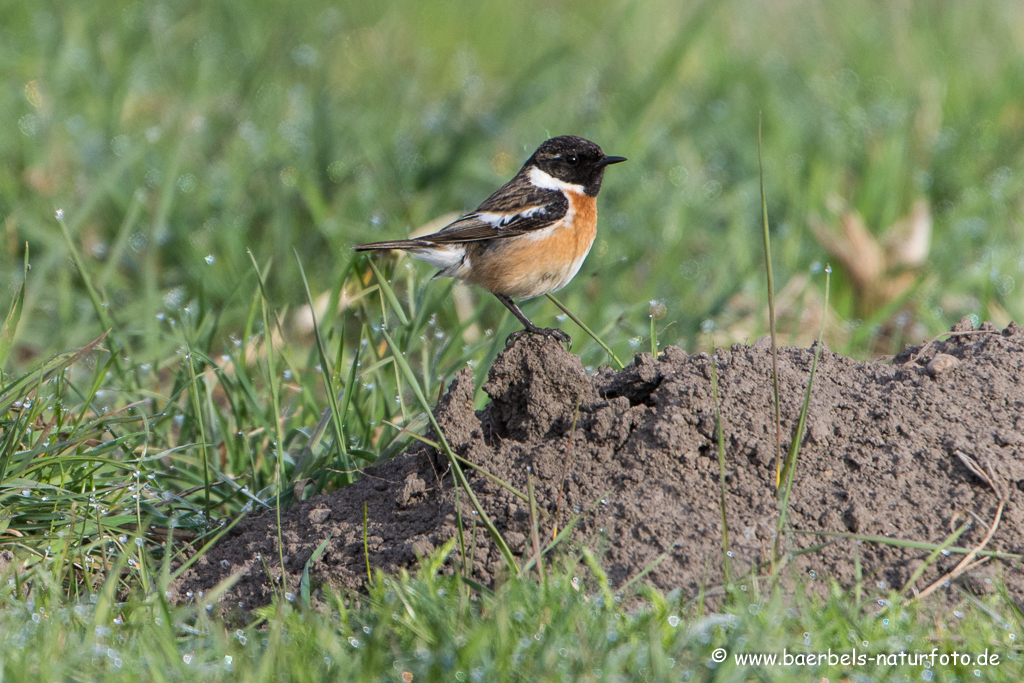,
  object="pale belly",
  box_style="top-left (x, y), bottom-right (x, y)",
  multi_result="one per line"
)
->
top-left (463, 217), bottom-right (597, 299)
